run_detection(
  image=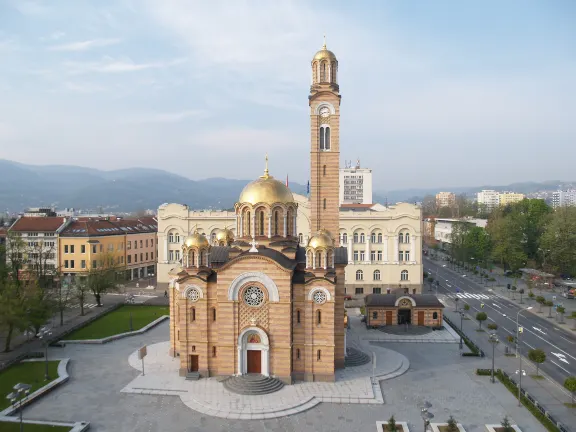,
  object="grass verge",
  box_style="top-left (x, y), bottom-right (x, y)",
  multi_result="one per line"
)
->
top-left (0, 361), bottom-right (60, 410)
top-left (0, 422), bottom-right (71, 431)
top-left (63, 305), bottom-right (168, 340)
